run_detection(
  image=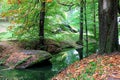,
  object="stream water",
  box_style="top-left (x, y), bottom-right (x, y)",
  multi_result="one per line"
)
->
top-left (0, 22), bottom-right (80, 80)
top-left (0, 49), bottom-right (79, 80)
top-left (0, 66), bottom-right (56, 80)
